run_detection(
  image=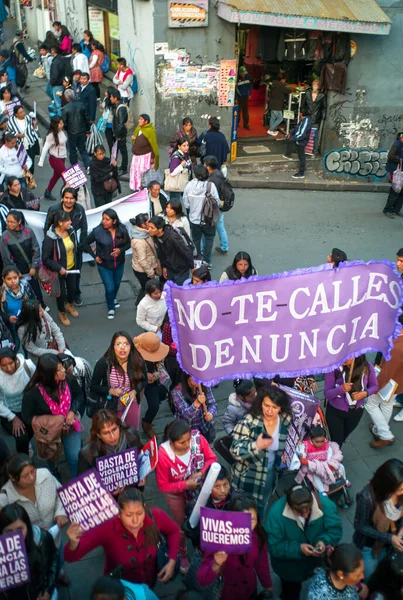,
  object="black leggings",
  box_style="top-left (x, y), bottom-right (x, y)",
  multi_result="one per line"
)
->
top-left (92, 82), bottom-right (100, 98)
top-left (0, 412), bottom-right (33, 454)
top-left (27, 276), bottom-right (46, 308)
top-left (133, 270), bottom-right (149, 306)
top-left (144, 382), bottom-right (167, 424)
top-left (56, 274), bottom-right (77, 312)
top-left (326, 403), bottom-right (364, 447)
